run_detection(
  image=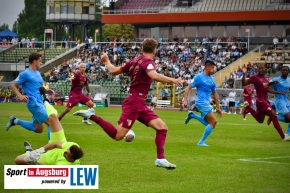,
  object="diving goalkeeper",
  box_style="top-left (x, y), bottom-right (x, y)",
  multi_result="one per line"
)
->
top-left (15, 101), bottom-right (84, 165)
